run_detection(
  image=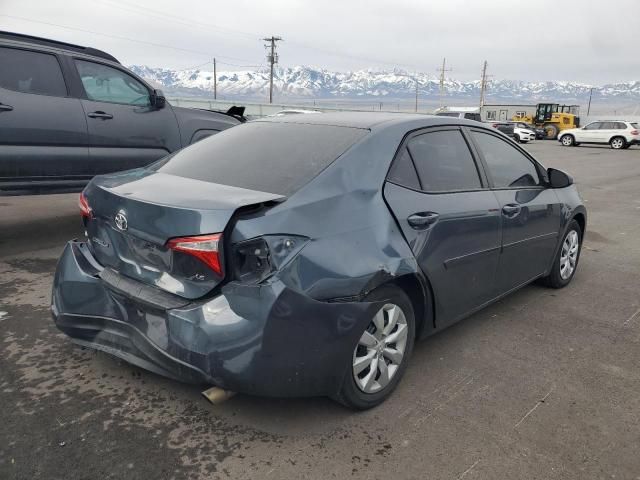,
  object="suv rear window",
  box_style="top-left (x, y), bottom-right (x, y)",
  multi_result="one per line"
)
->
top-left (0, 47), bottom-right (67, 96)
top-left (154, 122), bottom-right (368, 196)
